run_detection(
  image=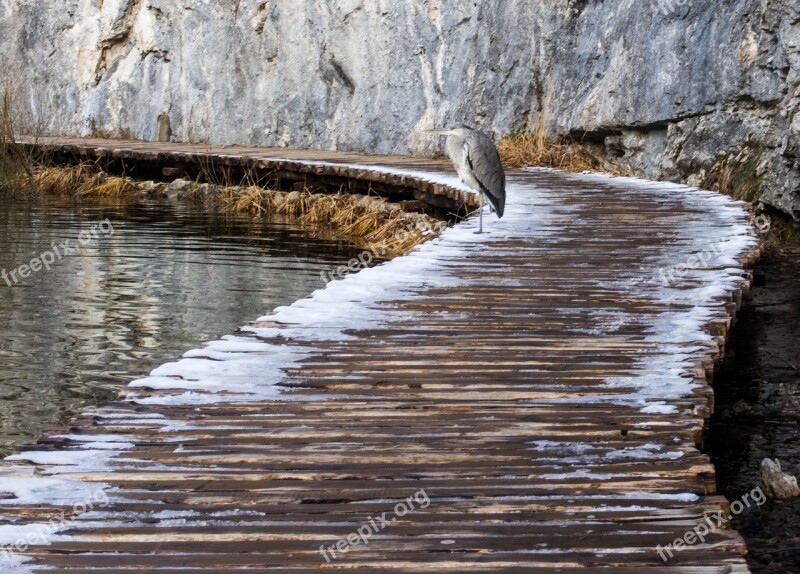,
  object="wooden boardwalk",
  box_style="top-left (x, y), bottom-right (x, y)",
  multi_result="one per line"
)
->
top-left (1, 139), bottom-right (761, 573)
